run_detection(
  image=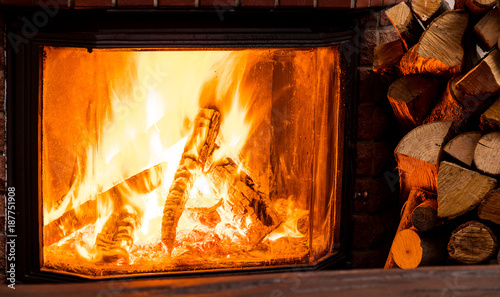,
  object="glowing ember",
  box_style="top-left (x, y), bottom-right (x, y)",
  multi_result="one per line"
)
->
top-left (40, 46), bottom-right (340, 278)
